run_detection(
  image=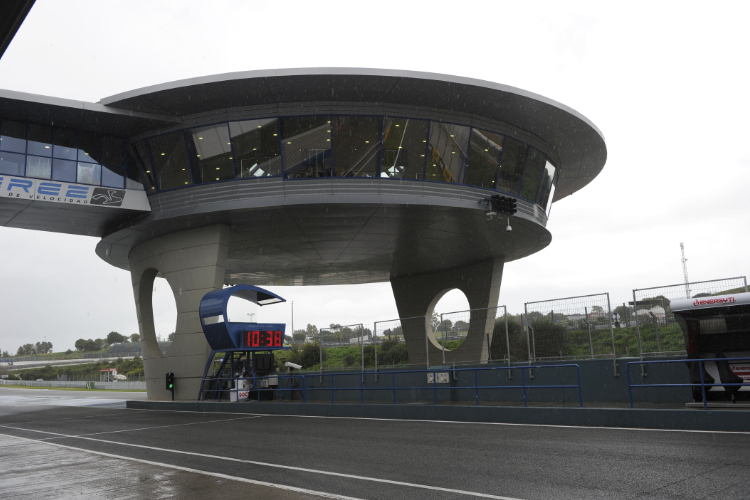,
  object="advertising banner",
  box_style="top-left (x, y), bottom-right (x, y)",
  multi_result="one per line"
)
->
top-left (1, 175), bottom-right (151, 212)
